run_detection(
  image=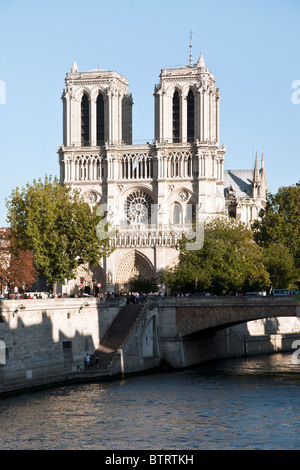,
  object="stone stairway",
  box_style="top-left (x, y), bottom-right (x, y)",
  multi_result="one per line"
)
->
top-left (91, 303), bottom-right (144, 373)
